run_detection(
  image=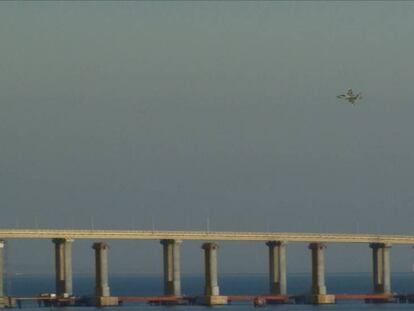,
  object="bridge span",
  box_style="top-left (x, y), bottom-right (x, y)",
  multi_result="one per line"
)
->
top-left (1, 228), bottom-right (414, 244)
top-left (0, 229), bottom-right (413, 306)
